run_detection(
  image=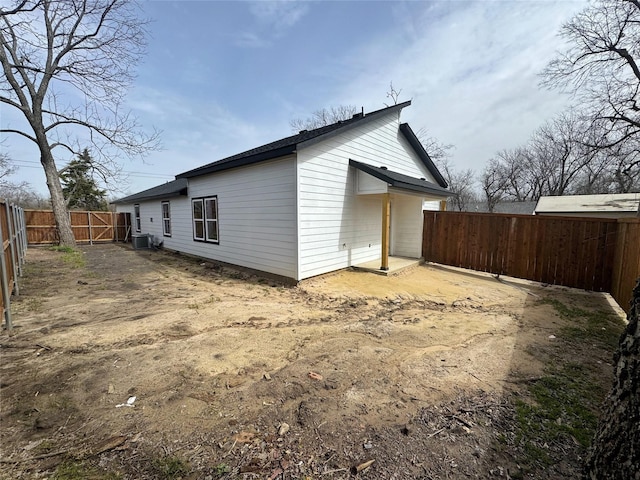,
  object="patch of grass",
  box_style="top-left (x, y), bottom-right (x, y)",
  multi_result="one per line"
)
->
top-left (213, 463), bottom-right (230, 476)
top-left (152, 456), bottom-right (190, 479)
top-left (49, 246), bottom-right (86, 269)
top-left (52, 460), bottom-right (121, 480)
top-left (512, 360), bottom-right (607, 472)
top-left (541, 298), bottom-right (623, 347)
top-left (49, 245), bottom-right (75, 254)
